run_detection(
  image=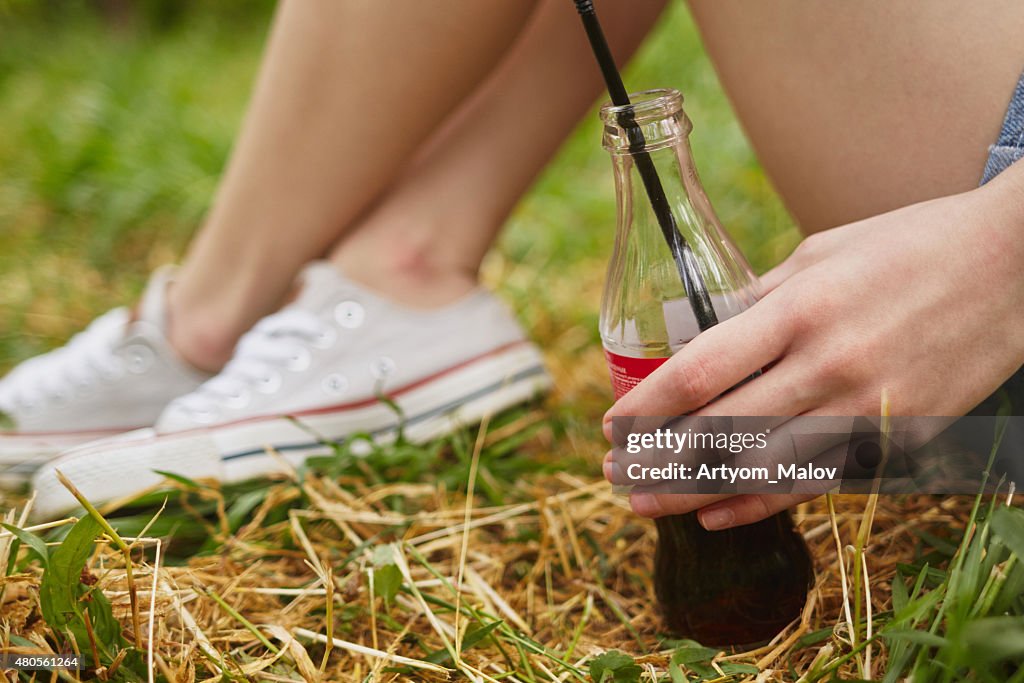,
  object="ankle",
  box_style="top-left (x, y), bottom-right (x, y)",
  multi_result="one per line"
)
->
top-left (164, 289), bottom-right (241, 373)
top-left (332, 251), bottom-right (478, 308)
